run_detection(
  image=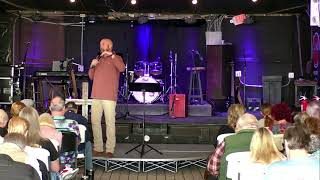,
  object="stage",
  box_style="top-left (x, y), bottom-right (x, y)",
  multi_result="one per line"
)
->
top-left (93, 143), bottom-right (212, 173)
top-left (116, 101), bottom-right (213, 117)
